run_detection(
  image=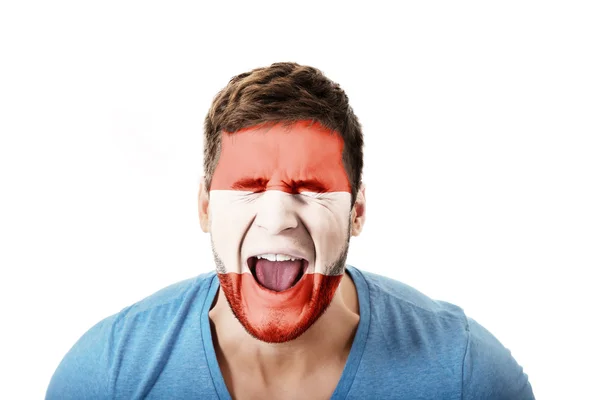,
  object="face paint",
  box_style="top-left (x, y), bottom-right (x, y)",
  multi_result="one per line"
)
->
top-left (208, 120), bottom-right (352, 343)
